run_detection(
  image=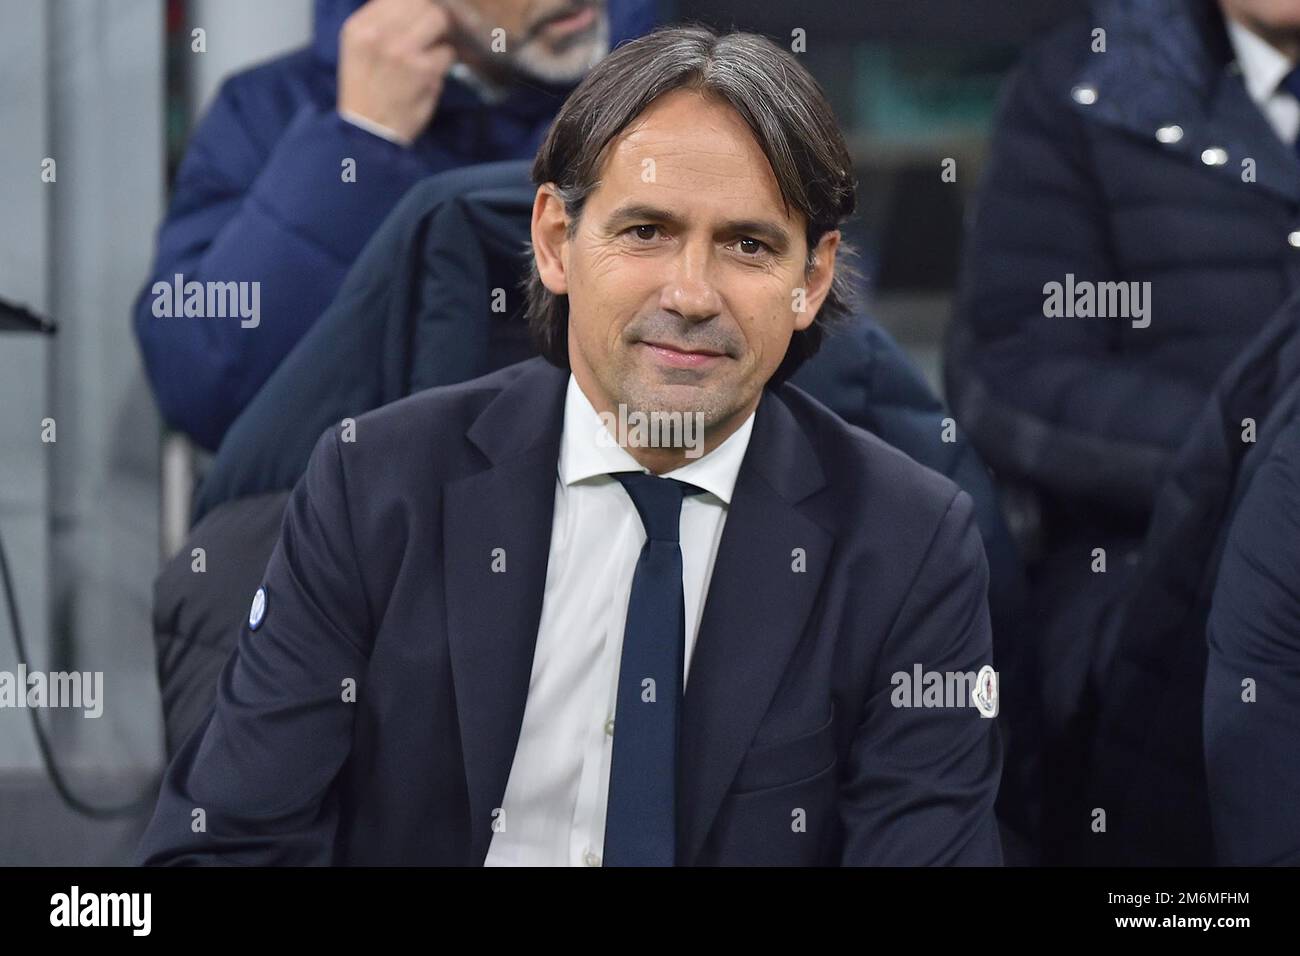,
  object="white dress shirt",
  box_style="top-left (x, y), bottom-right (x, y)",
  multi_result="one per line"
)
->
top-left (1226, 16), bottom-right (1300, 145)
top-left (483, 374), bottom-right (756, 867)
